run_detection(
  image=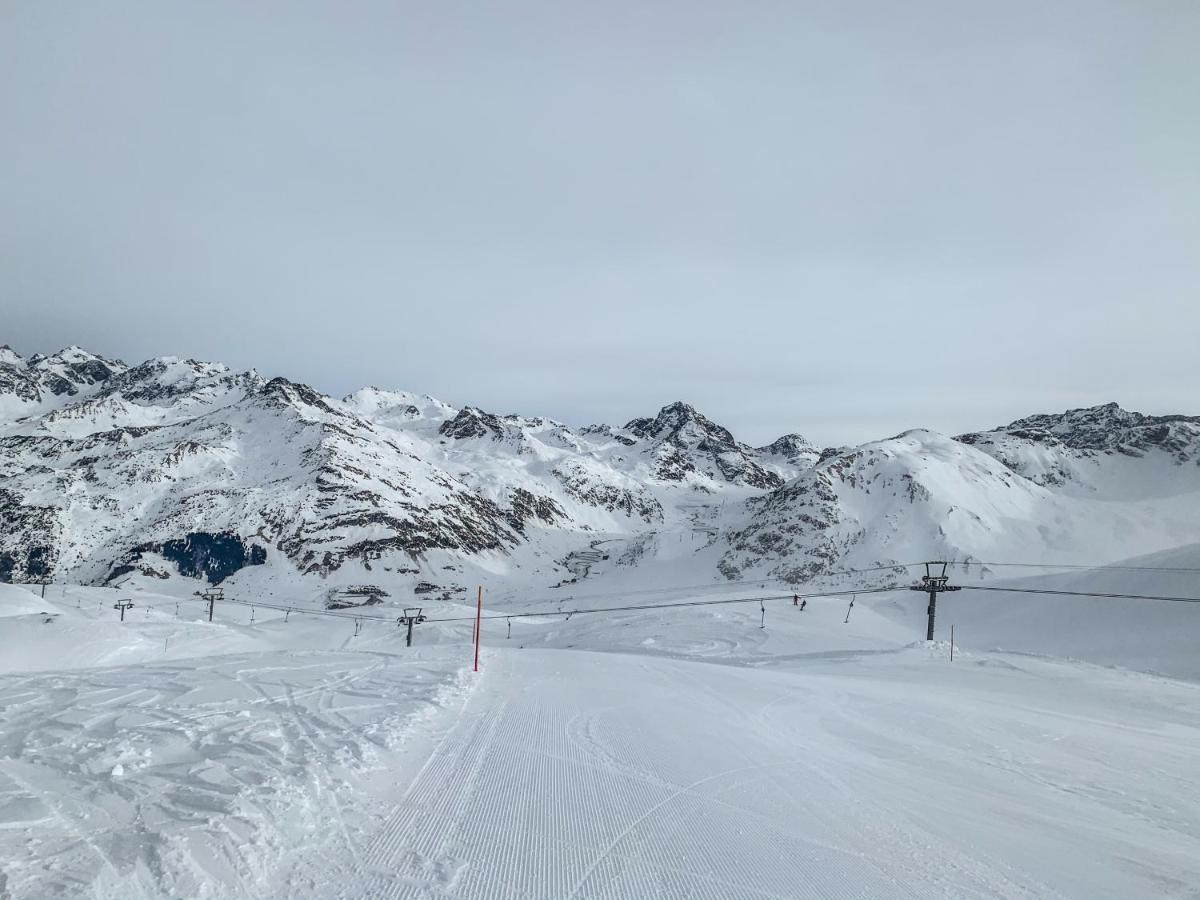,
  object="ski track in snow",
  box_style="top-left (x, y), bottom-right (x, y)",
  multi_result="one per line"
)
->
top-left (0, 650), bottom-right (472, 899)
top-left (290, 648), bottom-right (1200, 900)
top-left (4, 578), bottom-right (1200, 899)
